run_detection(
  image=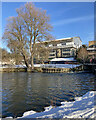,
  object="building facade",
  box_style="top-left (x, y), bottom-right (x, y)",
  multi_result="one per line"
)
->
top-left (87, 41), bottom-right (96, 58)
top-left (48, 37), bottom-right (82, 59)
top-left (36, 37), bottom-right (82, 60)
top-left (89, 41), bottom-right (96, 47)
